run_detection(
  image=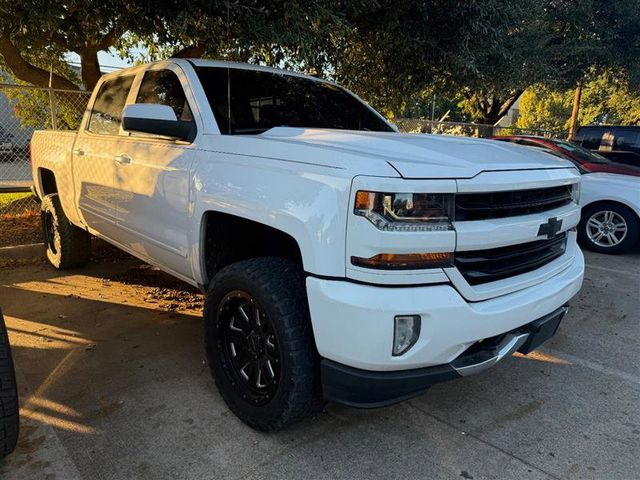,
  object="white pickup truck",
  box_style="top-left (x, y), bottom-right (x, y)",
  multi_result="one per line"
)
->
top-left (30, 59), bottom-right (584, 430)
